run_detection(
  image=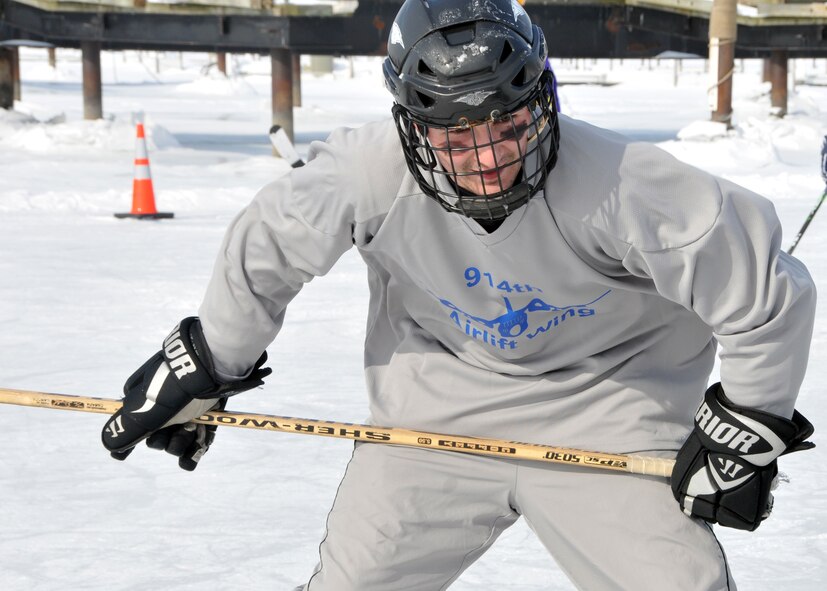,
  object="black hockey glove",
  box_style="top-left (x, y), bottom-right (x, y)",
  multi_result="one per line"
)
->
top-left (101, 317), bottom-right (271, 471)
top-left (671, 383), bottom-right (814, 531)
